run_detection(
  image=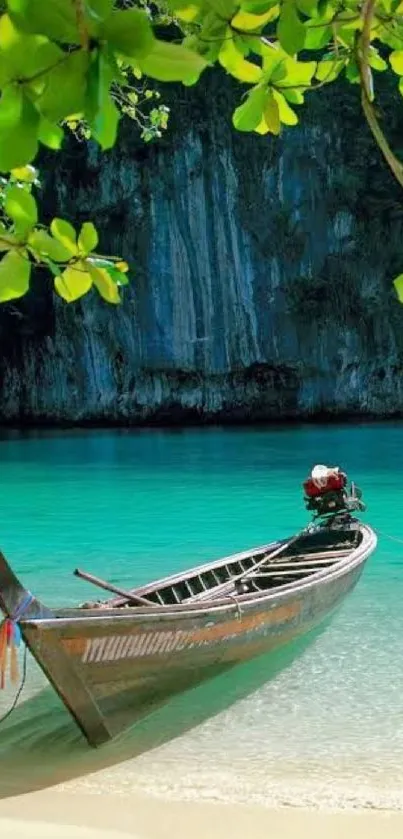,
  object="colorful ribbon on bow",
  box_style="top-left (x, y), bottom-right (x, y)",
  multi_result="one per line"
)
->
top-left (0, 593), bottom-right (33, 690)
